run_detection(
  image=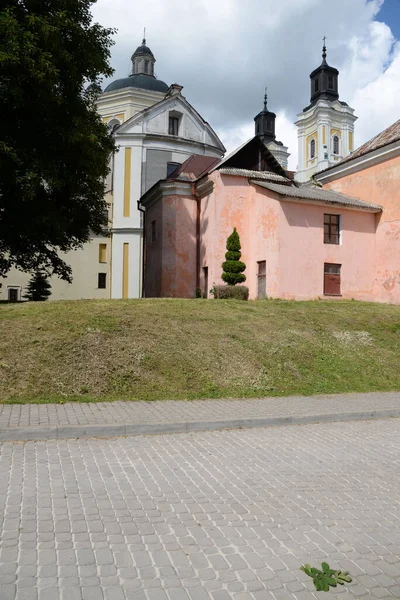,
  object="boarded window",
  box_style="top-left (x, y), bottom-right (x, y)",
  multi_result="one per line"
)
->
top-left (310, 138), bottom-right (316, 158)
top-left (99, 243), bottom-right (107, 263)
top-left (8, 288), bottom-right (19, 302)
top-left (168, 116), bottom-right (180, 136)
top-left (151, 220), bottom-right (156, 242)
top-left (314, 78), bottom-right (319, 92)
top-left (257, 261), bottom-right (266, 299)
top-left (324, 214), bottom-right (340, 244)
top-left (98, 273), bottom-right (107, 289)
top-left (333, 135), bottom-right (339, 155)
top-left (328, 76), bottom-right (334, 89)
top-left (324, 263), bottom-right (341, 296)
